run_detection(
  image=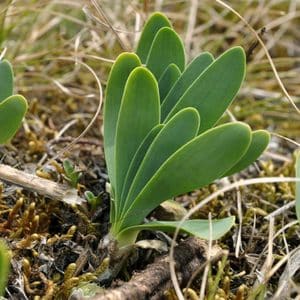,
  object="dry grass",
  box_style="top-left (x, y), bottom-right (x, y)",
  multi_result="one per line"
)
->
top-left (0, 0), bottom-right (299, 299)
